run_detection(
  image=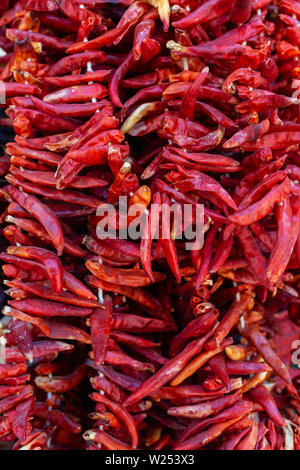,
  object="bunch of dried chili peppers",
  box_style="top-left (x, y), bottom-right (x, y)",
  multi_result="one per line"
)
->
top-left (0, 0), bottom-right (299, 451)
